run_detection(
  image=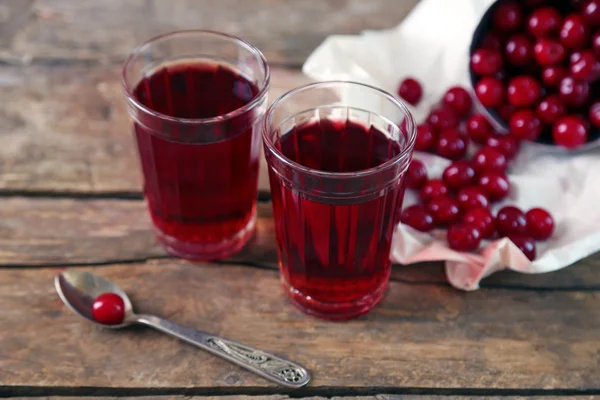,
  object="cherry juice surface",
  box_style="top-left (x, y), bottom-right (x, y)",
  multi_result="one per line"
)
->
top-left (132, 61), bottom-right (260, 259)
top-left (269, 119), bottom-right (406, 318)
